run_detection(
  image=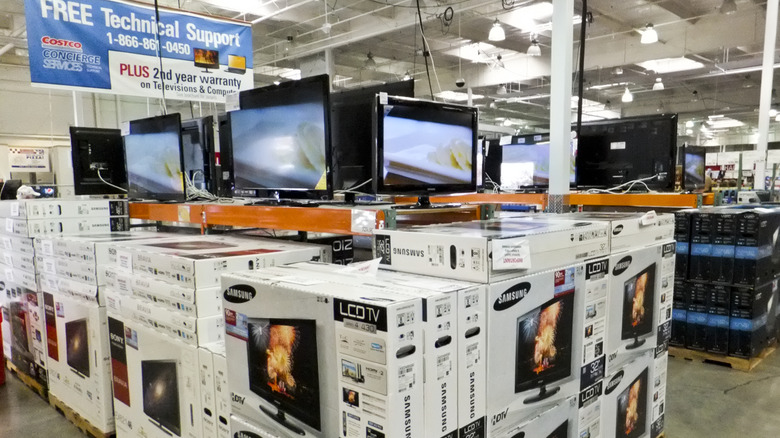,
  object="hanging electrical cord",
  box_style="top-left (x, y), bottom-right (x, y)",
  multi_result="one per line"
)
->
top-left (415, 0), bottom-right (435, 99)
top-left (585, 174), bottom-right (660, 194)
top-left (153, 0), bottom-right (168, 115)
top-left (97, 168), bottom-right (128, 193)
